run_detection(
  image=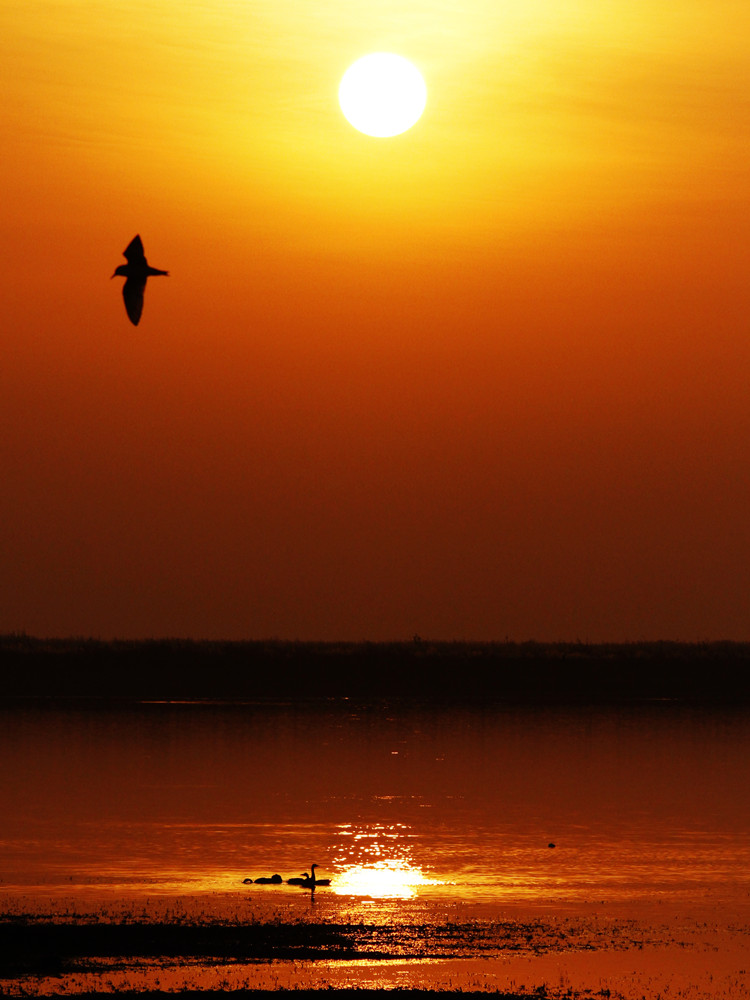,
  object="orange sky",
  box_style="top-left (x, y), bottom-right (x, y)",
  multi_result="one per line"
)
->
top-left (2, 0), bottom-right (749, 640)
